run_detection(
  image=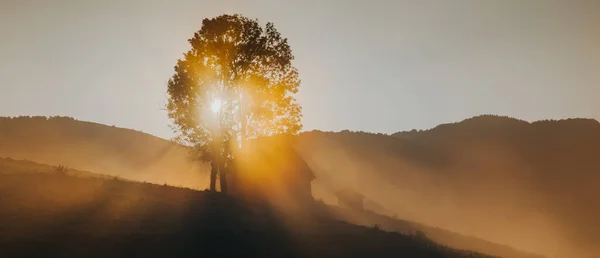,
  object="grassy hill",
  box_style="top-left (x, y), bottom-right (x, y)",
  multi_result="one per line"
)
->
top-left (0, 157), bottom-right (120, 179)
top-left (0, 158), bottom-right (544, 258)
top-left (328, 207), bottom-right (544, 258)
top-left (391, 115), bottom-right (600, 257)
top-left (2, 115), bottom-right (597, 256)
top-left (0, 170), bottom-right (494, 258)
top-left (293, 116), bottom-right (600, 257)
top-left (0, 116), bottom-right (209, 188)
